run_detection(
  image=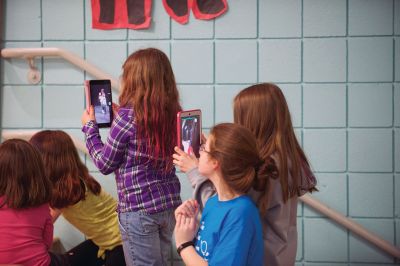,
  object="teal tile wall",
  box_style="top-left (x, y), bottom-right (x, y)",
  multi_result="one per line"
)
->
top-left (1, 0), bottom-right (399, 265)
